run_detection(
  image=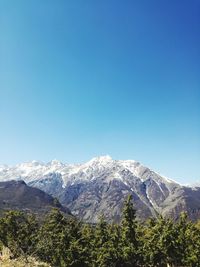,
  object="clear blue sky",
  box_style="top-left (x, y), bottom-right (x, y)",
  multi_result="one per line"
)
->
top-left (0, 0), bottom-right (199, 184)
